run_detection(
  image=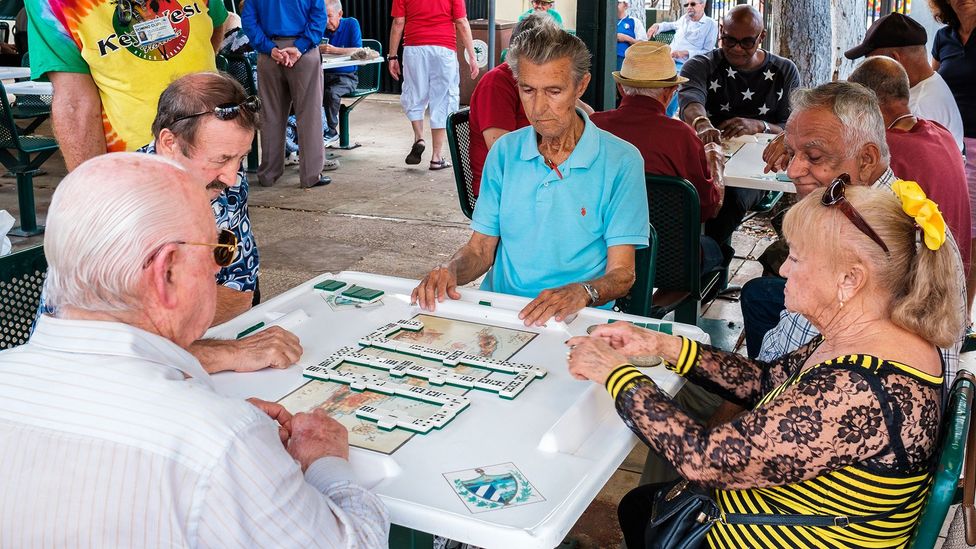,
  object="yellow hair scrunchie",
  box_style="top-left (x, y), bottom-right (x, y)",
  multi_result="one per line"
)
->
top-left (891, 180), bottom-right (947, 251)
